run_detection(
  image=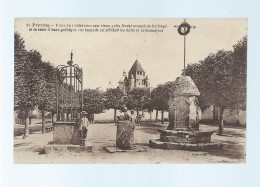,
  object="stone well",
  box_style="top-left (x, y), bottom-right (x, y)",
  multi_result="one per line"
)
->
top-left (44, 121), bottom-right (92, 154)
top-left (149, 75), bottom-right (223, 151)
